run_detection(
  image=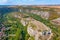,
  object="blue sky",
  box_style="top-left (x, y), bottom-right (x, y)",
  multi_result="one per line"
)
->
top-left (0, 0), bottom-right (60, 5)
